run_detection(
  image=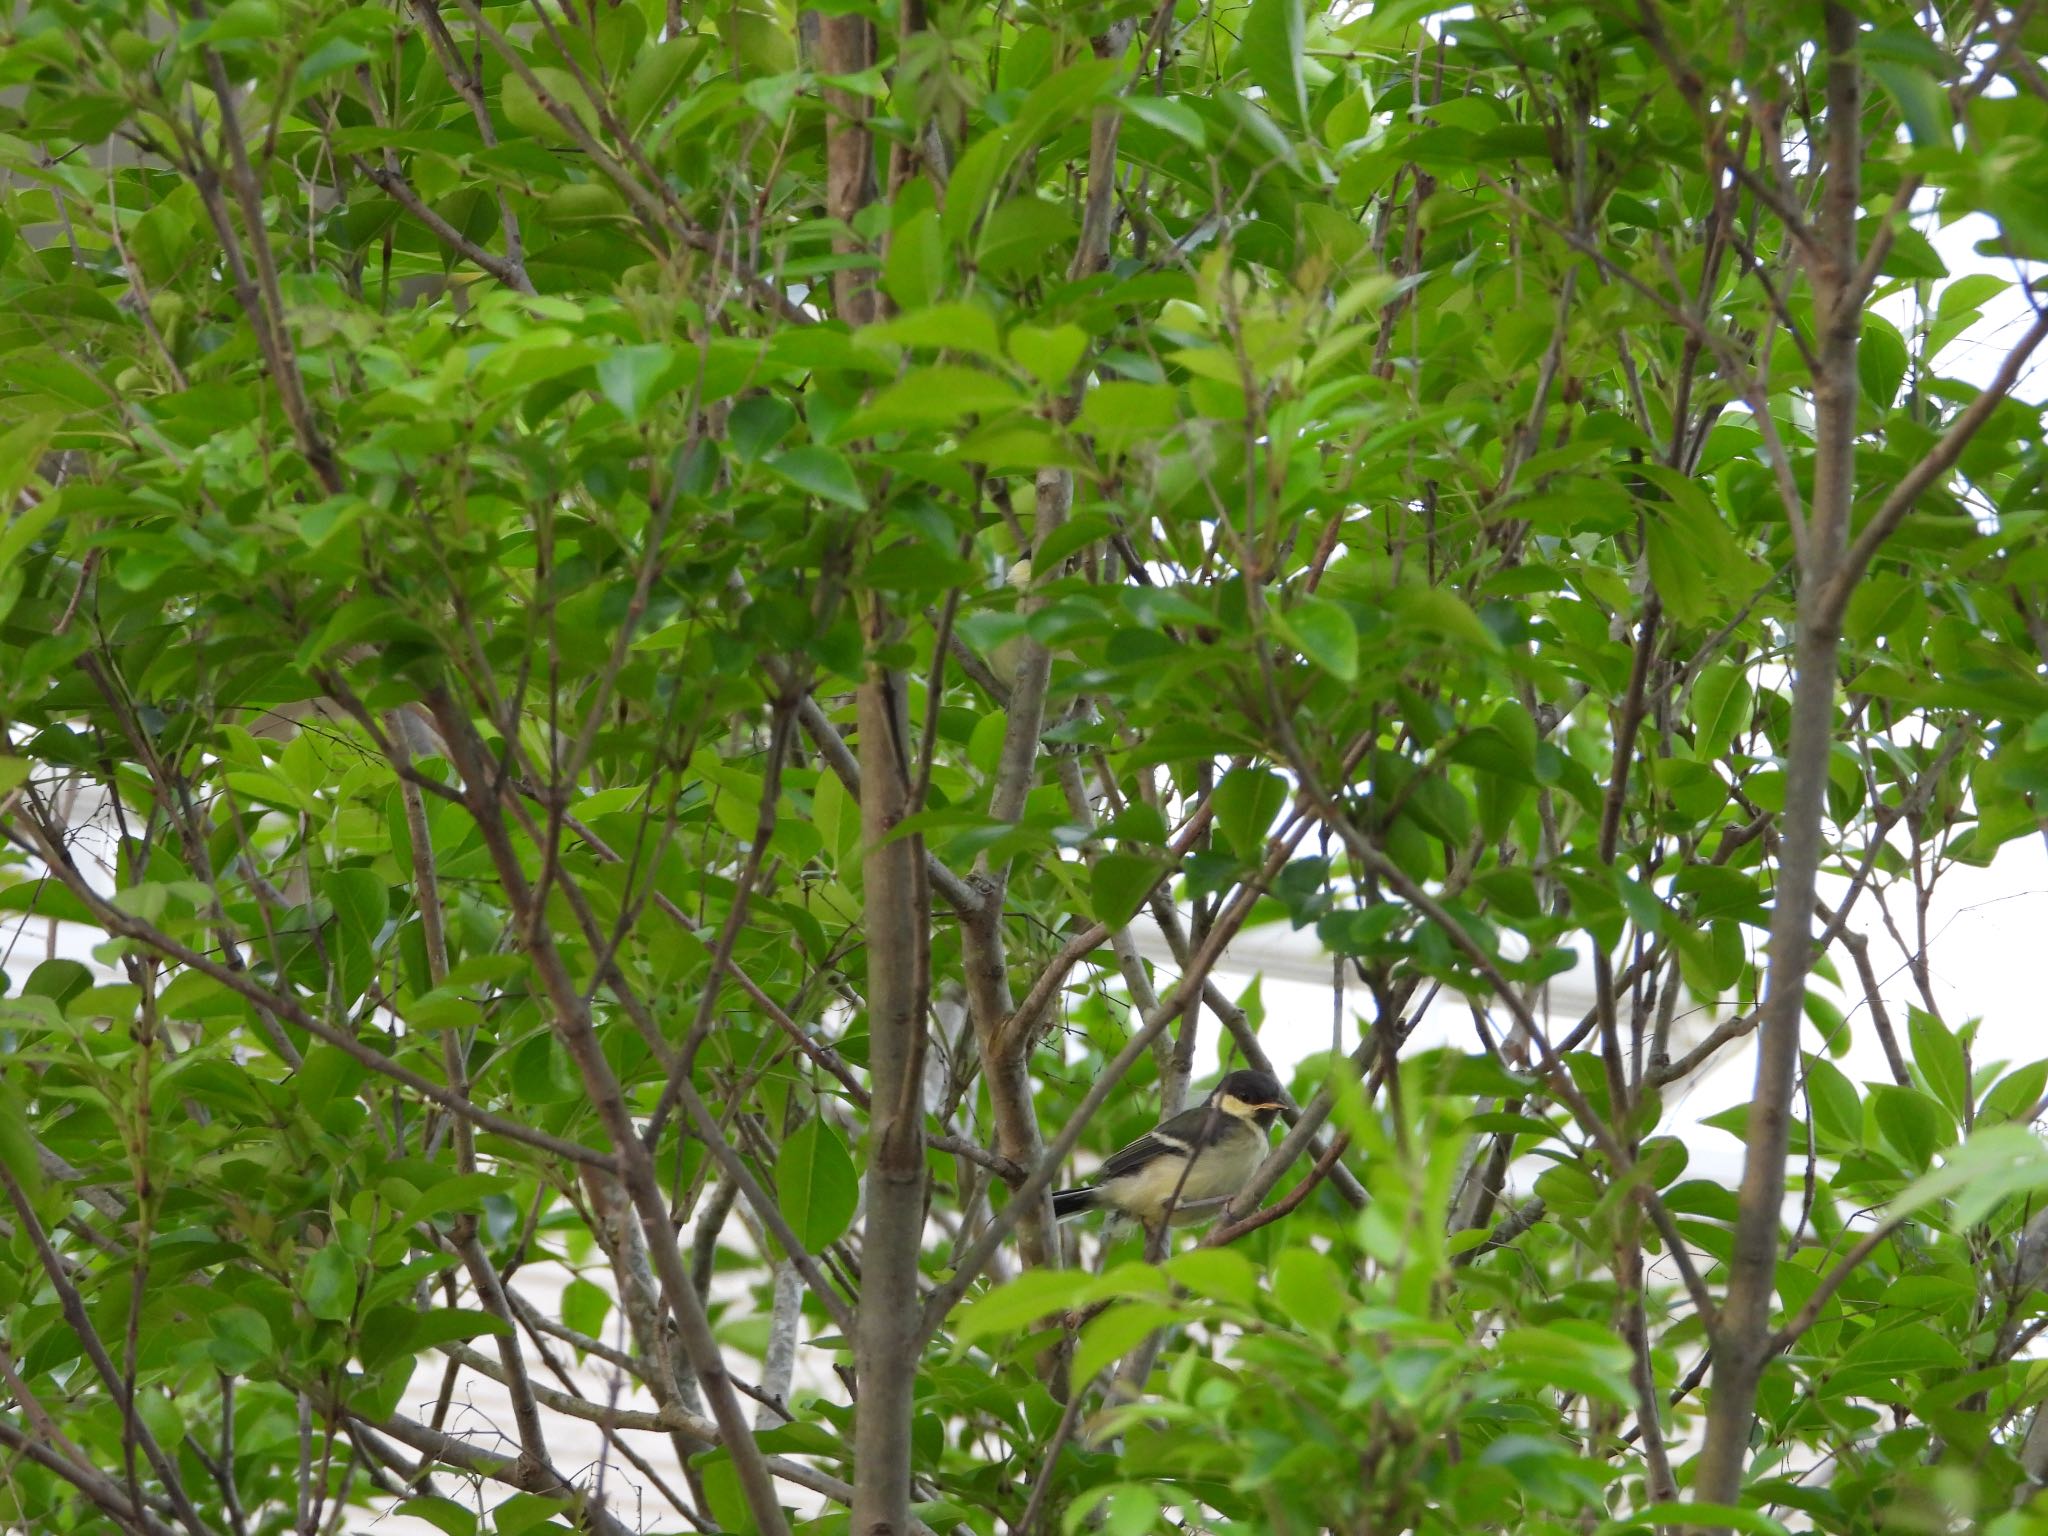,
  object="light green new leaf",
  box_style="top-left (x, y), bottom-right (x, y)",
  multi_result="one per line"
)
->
top-left (1164, 1248), bottom-right (1257, 1309)
top-left (1890, 1122), bottom-right (2048, 1229)
top-left (1064, 1484), bottom-right (1163, 1536)
top-left (846, 366), bottom-right (1027, 434)
top-left (1272, 1245), bottom-right (1346, 1339)
top-left (1074, 1301), bottom-right (1182, 1385)
top-left (859, 302), bottom-right (1004, 362)
top-left (955, 1268), bottom-right (1097, 1344)
top-left (1008, 323), bottom-right (1088, 390)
